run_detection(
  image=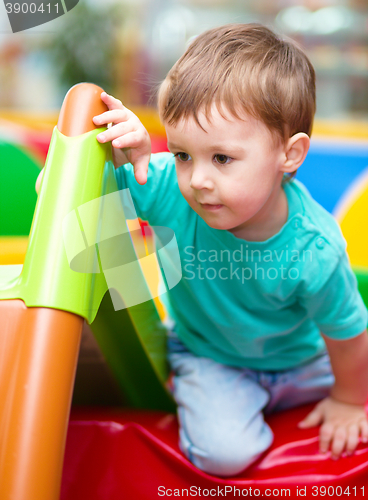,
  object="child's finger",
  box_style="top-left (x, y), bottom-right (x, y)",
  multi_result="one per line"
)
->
top-left (298, 407), bottom-right (323, 428)
top-left (360, 419), bottom-right (368, 443)
top-left (99, 91), bottom-right (125, 110)
top-left (96, 121), bottom-right (135, 145)
top-left (93, 108), bottom-right (129, 127)
top-left (346, 424), bottom-right (359, 455)
top-left (319, 422), bottom-right (334, 453)
top-left (133, 156), bottom-right (149, 185)
top-left (330, 426), bottom-right (347, 459)
top-left (109, 131), bottom-right (142, 150)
